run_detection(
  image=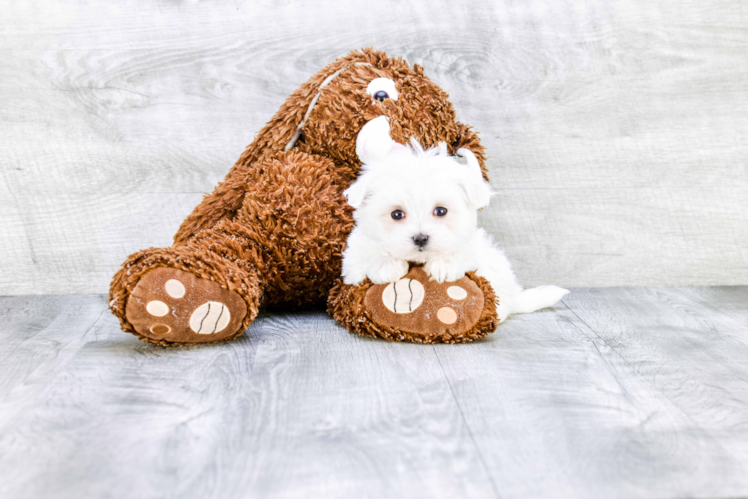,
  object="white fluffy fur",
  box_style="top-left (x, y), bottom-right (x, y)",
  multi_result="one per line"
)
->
top-left (342, 141), bottom-right (569, 322)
